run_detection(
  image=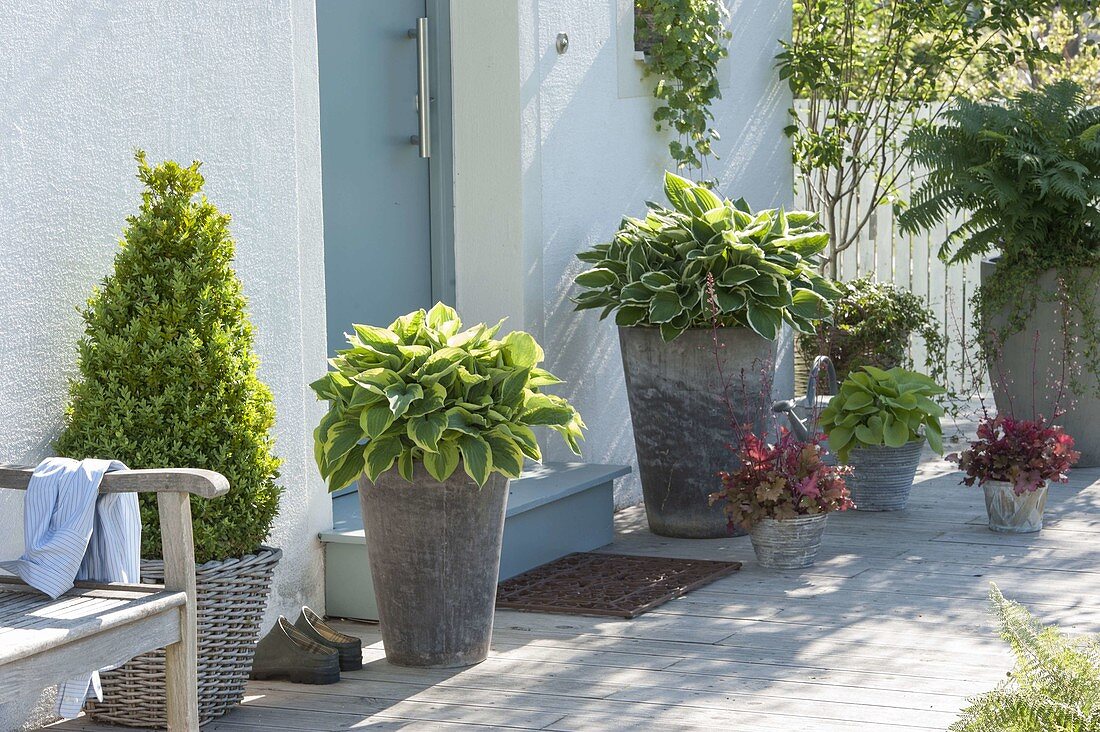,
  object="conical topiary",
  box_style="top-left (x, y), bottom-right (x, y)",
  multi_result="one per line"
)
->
top-left (56, 151), bottom-right (281, 564)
